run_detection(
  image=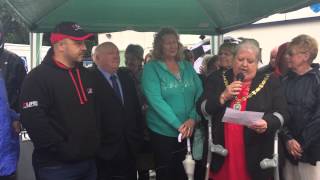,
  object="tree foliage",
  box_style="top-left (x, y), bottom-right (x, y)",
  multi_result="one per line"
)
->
top-left (0, 3), bottom-right (29, 44)
top-left (0, 2), bottom-right (97, 56)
